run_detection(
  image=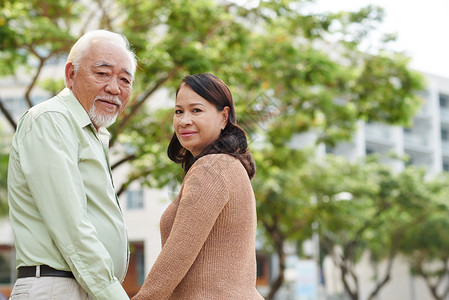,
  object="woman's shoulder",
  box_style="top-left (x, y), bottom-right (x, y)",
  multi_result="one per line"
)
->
top-left (189, 154), bottom-right (246, 179)
top-left (194, 153), bottom-right (239, 168)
